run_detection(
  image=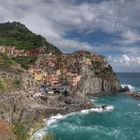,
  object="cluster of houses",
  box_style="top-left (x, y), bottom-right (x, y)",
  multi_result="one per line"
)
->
top-left (0, 46), bottom-right (109, 96)
top-left (27, 50), bottom-right (108, 91)
top-left (0, 46), bottom-right (45, 57)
